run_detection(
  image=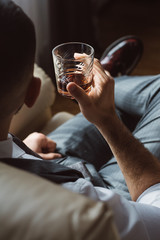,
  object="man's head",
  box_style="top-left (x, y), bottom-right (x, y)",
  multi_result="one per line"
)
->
top-left (0, 0), bottom-right (40, 119)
